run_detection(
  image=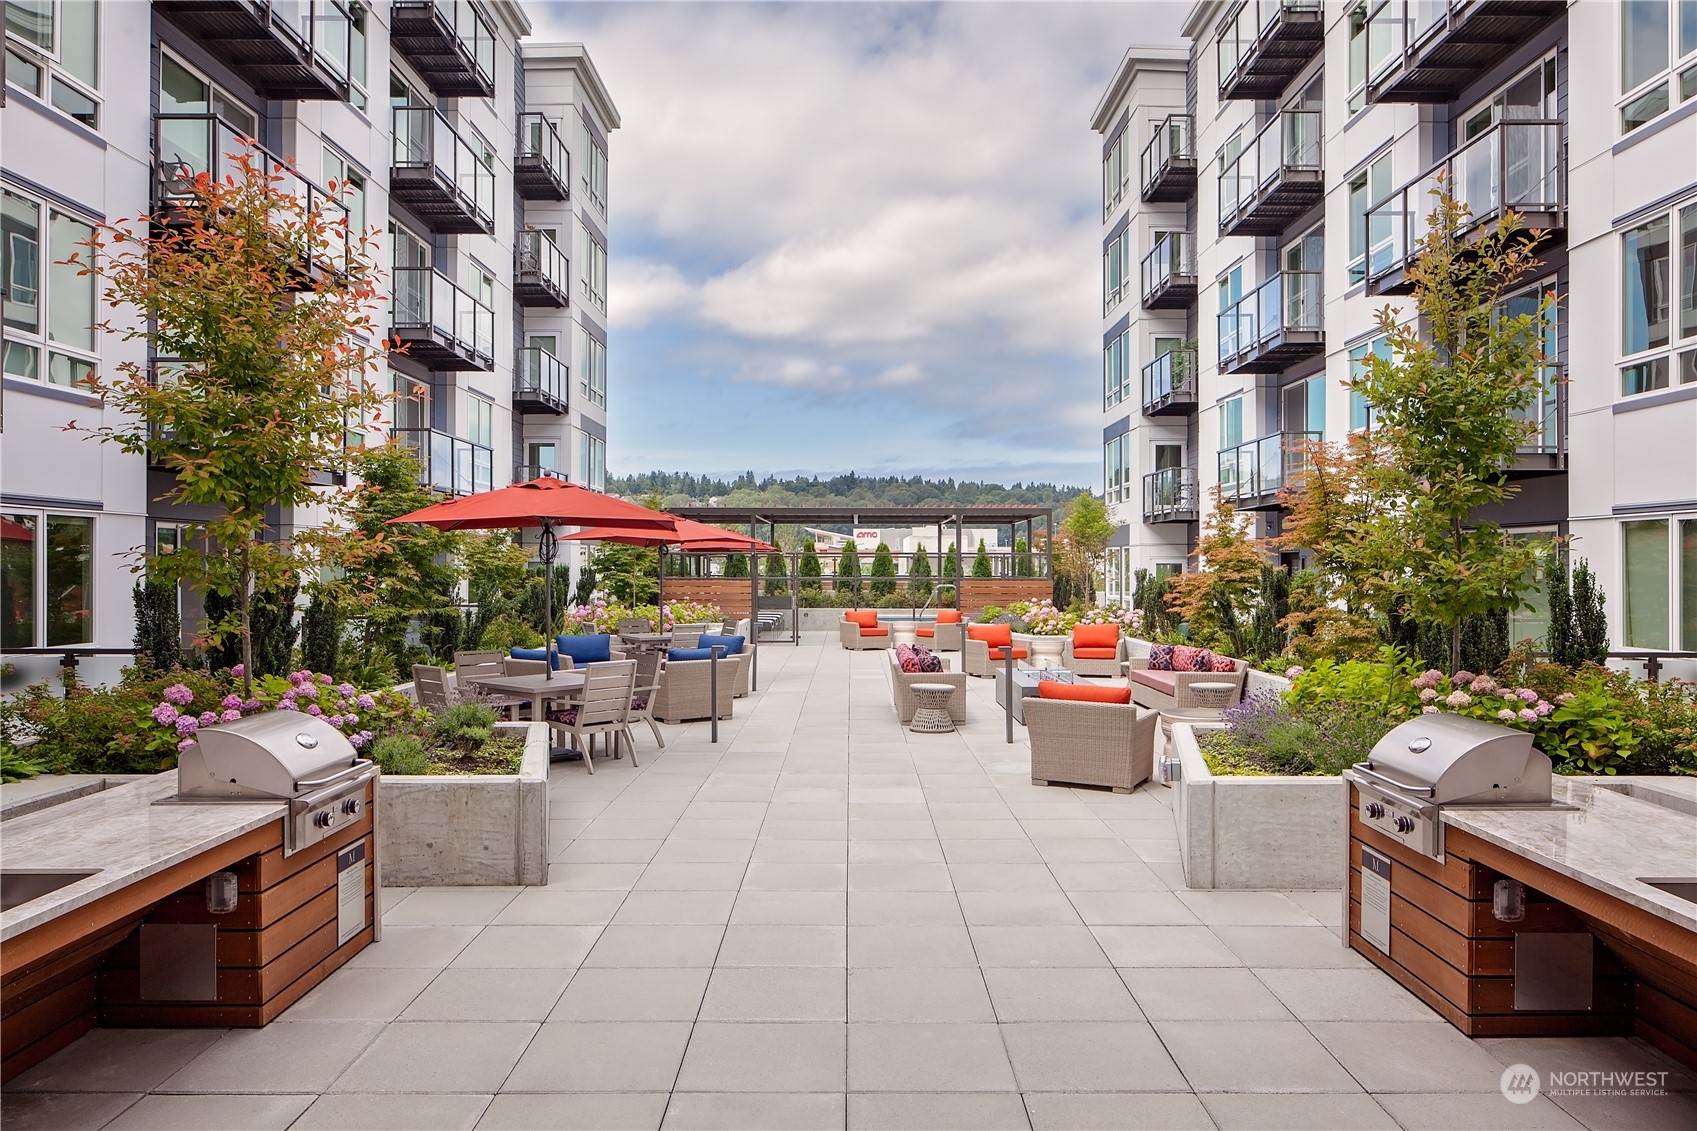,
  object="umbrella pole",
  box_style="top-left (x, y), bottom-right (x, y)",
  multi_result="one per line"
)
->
top-left (540, 519), bottom-right (558, 681)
